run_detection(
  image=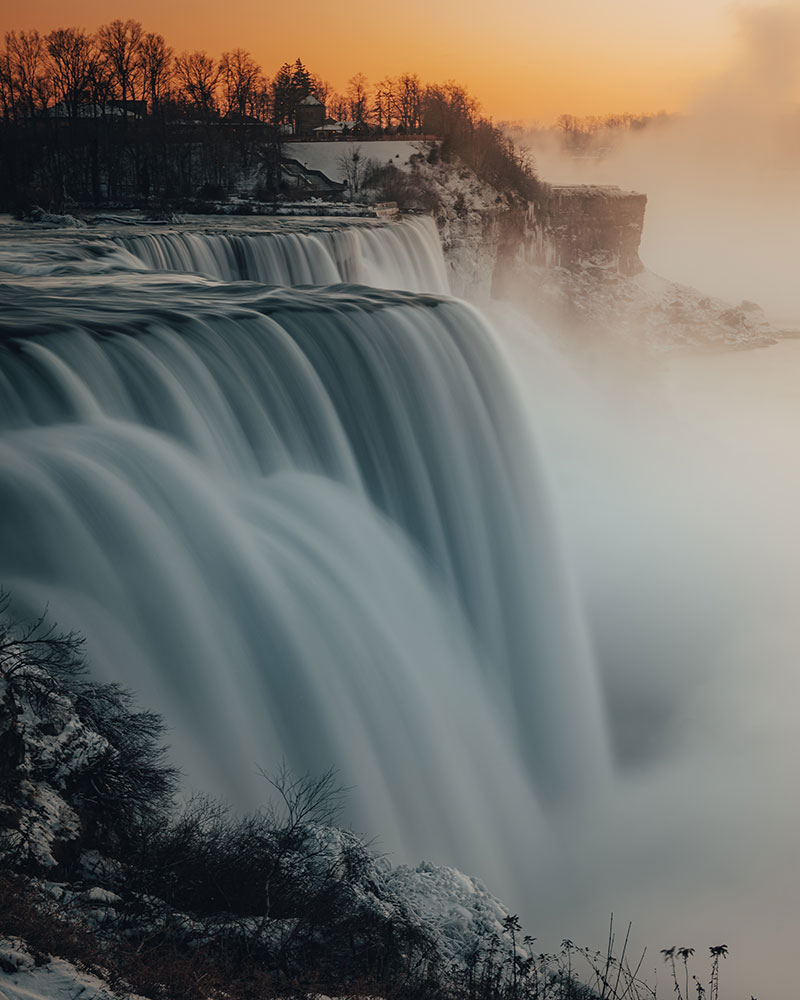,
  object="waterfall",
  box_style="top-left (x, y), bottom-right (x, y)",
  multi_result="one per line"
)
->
top-left (0, 218), bottom-right (608, 877)
top-left (112, 216), bottom-right (450, 292)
